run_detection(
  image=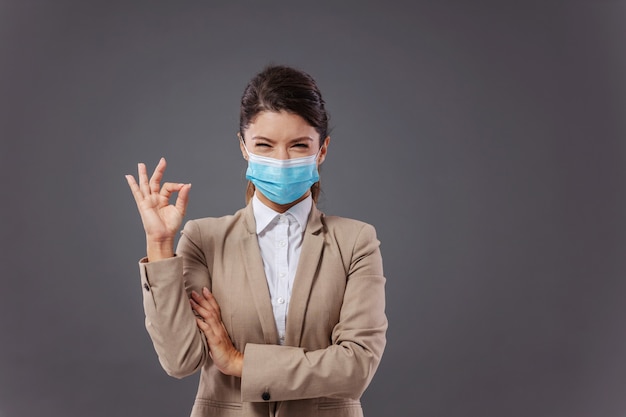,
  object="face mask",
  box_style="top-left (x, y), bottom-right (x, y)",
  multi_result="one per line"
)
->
top-left (242, 141), bottom-right (320, 205)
